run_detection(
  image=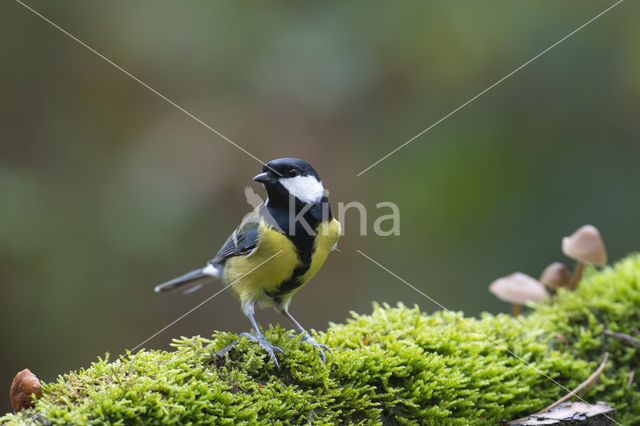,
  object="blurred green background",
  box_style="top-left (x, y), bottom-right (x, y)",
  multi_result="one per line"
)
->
top-left (1, 0), bottom-right (639, 413)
